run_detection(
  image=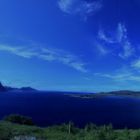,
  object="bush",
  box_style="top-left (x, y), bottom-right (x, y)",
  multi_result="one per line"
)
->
top-left (3, 114), bottom-right (34, 125)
